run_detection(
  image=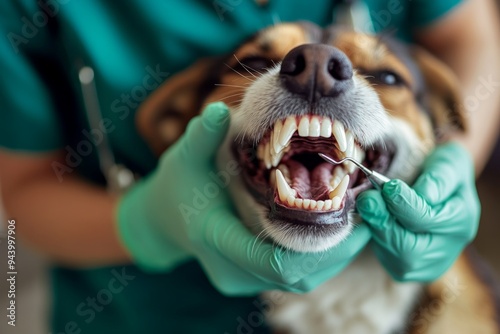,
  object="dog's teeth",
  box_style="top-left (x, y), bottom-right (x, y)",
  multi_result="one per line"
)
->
top-left (298, 117), bottom-right (310, 136)
top-left (323, 200), bottom-right (333, 211)
top-left (331, 167), bottom-right (347, 189)
top-left (343, 131), bottom-right (355, 171)
top-left (333, 121), bottom-right (347, 152)
top-left (345, 131), bottom-right (355, 157)
top-left (316, 200), bottom-right (325, 210)
top-left (264, 142), bottom-right (272, 169)
top-left (271, 151), bottom-right (284, 167)
top-left (286, 195), bottom-right (295, 206)
top-left (329, 174), bottom-right (350, 200)
top-left (279, 117), bottom-right (297, 146)
top-left (303, 199), bottom-right (311, 209)
top-left (320, 118), bottom-right (332, 138)
top-left (278, 164), bottom-right (290, 182)
top-left (347, 145), bottom-right (365, 174)
top-left (309, 200), bottom-right (317, 209)
top-left (272, 120), bottom-right (283, 154)
top-left (294, 198), bottom-right (303, 207)
top-left (309, 117), bottom-right (321, 137)
top-left (354, 145), bottom-right (365, 162)
top-left (331, 196), bottom-right (342, 210)
top-left (276, 169), bottom-right (296, 202)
